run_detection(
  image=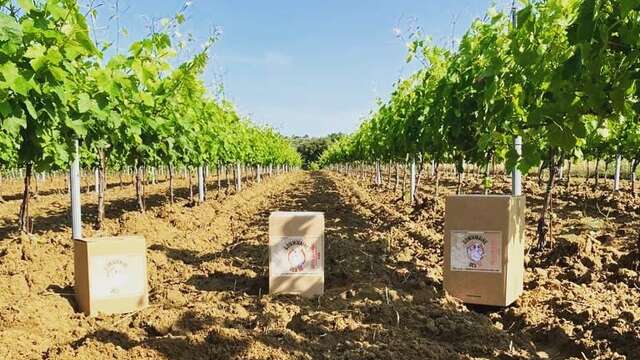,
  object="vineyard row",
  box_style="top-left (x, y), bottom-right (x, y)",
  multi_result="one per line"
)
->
top-left (319, 0), bottom-right (640, 250)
